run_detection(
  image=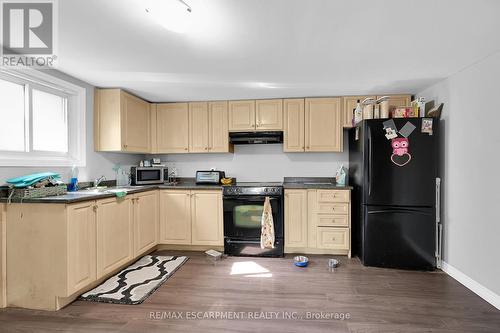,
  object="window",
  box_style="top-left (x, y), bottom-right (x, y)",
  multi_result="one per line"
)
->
top-left (0, 69), bottom-right (86, 166)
